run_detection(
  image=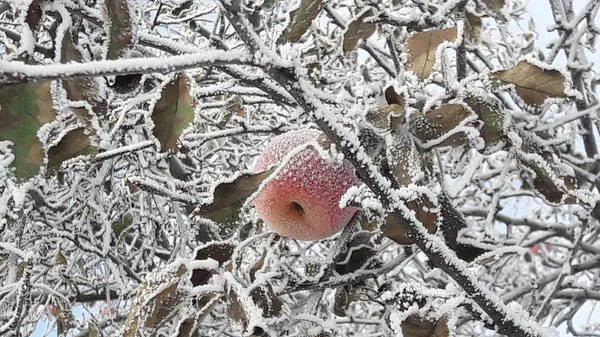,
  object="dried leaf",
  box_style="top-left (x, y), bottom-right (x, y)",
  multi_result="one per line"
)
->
top-left (366, 104), bottom-right (404, 131)
top-left (334, 231), bottom-right (379, 275)
top-left (191, 242), bottom-right (235, 286)
top-left (152, 73), bottom-right (196, 152)
top-left (478, 0), bottom-right (506, 21)
top-left (112, 213), bottom-right (133, 238)
top-left (465, 12), bottom-right (482, 42)
top-left (277, 0), bottom-right (323, 44)
top-left (104, 0), bottom-right (134, 60)
top-left (0, 82), bottom-right (54, 179)
top-left (386, 133), bottom-right (421, 186)
top-left (465, 98), bottom-right (506, 152)
top-left (124, 263), bottom-right (188, 336)
top-left (333, 287), bottom-right (349, 317)
top-left (491, 60), bottom-right (567, 108)
top-left (343, 9), bottom-right (377, 52)
top-left (409, 104), bottom-right (470, 148)
top-left (250, 283), bottom-right (283, 318)
top-left (61, 30), bottom-right (106, 124)
top-left (402, 316), bottom-right (449, 337)
top-left (382, 197), bottom-right (438, 245)
top-left (385, 86), bottom-right (406, 106)
top-left (216, 95), bottom-right (245, 128)
top-left (515, 131), bottom-right (577, 204)
top-left (199, 167), bottom-right (276, 218)
top-left (47, 128), bottom-right (98, 175)
top-left (25, 0), bottom-right (43, 32)
top-left (406, 27), bottom-right (458, 79)
top-left (250, 250), bottom-right (267, 283)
